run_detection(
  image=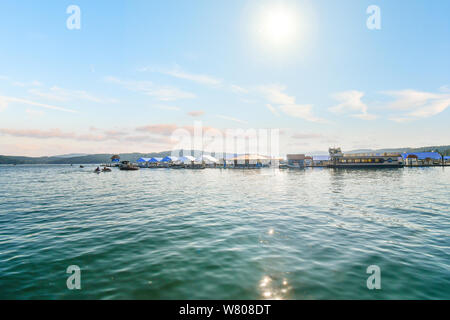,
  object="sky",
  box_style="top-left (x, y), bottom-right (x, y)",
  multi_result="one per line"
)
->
top-left (0, 0), bottom-right (449, 157)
